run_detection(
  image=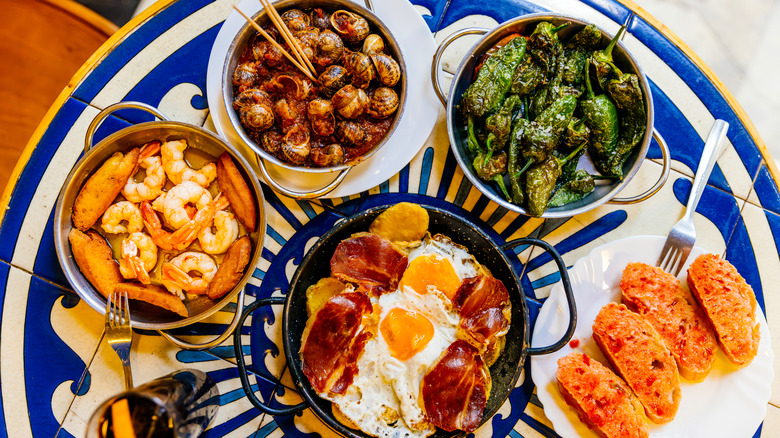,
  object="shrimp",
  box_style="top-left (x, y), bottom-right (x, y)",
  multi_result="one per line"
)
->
top-left (121, 141), bottom-right (166, 203)
top-left (140, 195), bottom-right (230, 251)
top-left (198, 210), bottom-right (240, 254)
top-left (162, 181), bottom-right (212, 229)
top-left (119, 232), bottom-right (158, 284)
top-left (161, 251), bottom-right (218, 298)
top-left (100, 201), bottom-right (144, 234)
top-left (161, 139), bottom-right (217, 187)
